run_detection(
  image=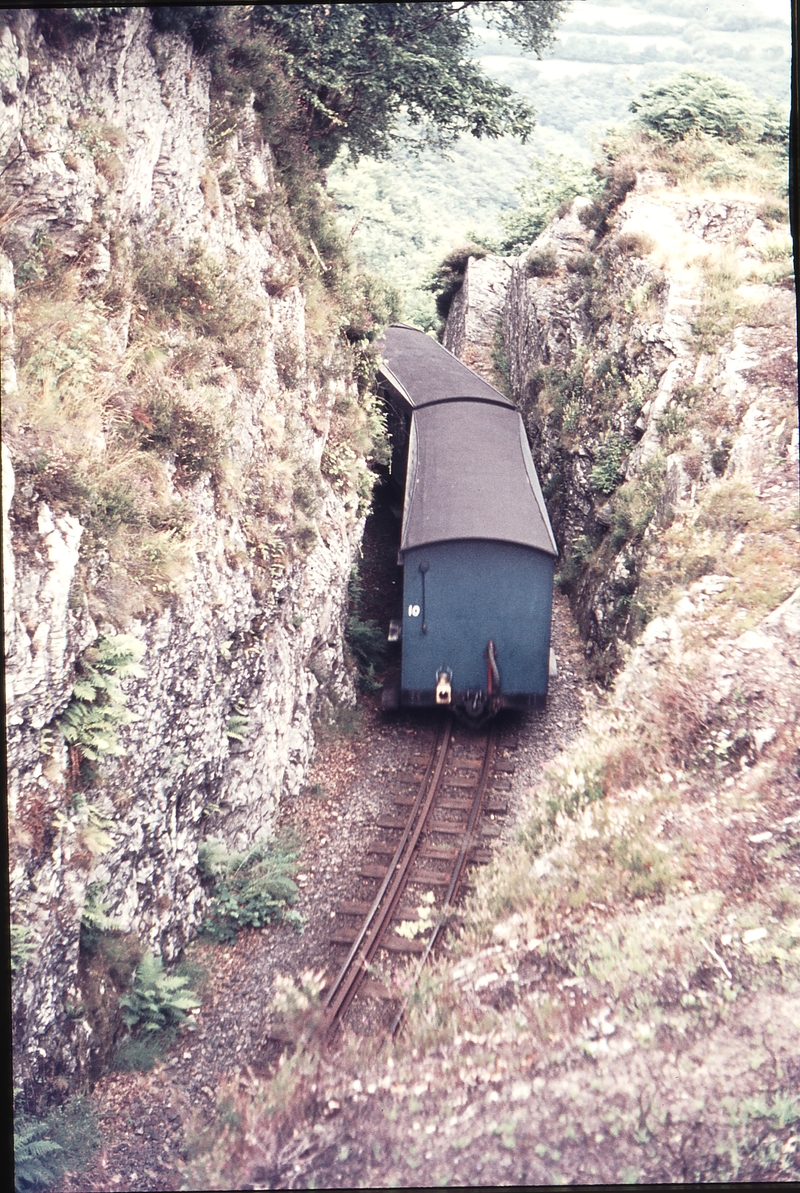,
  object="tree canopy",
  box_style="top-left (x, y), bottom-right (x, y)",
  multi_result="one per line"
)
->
top-left (151, 3), bottom-right (568, 165)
